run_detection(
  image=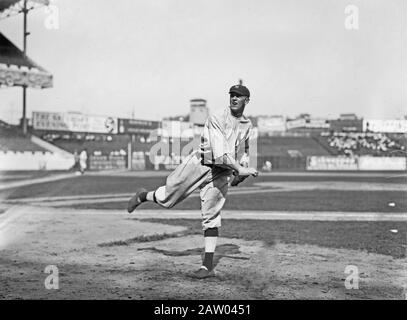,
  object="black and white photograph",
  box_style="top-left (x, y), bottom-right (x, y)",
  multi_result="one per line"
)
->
top-left (0, 0), bottom-right (407, 306)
